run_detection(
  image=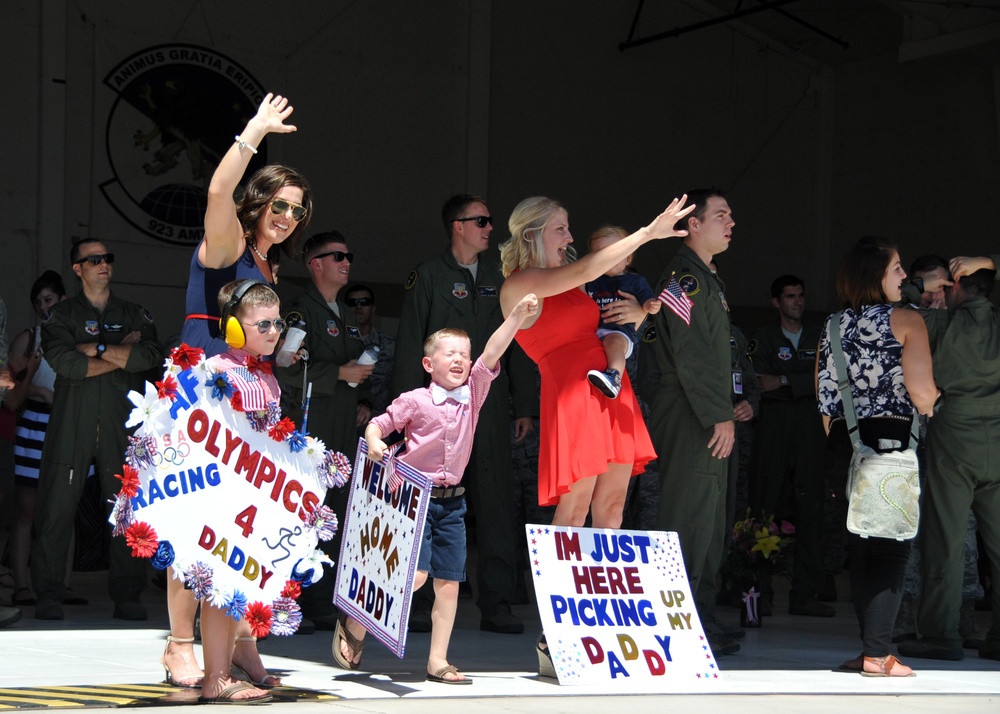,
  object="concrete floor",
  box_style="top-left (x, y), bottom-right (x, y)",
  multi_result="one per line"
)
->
top-left (1, 566), bottom-right (998, 712)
